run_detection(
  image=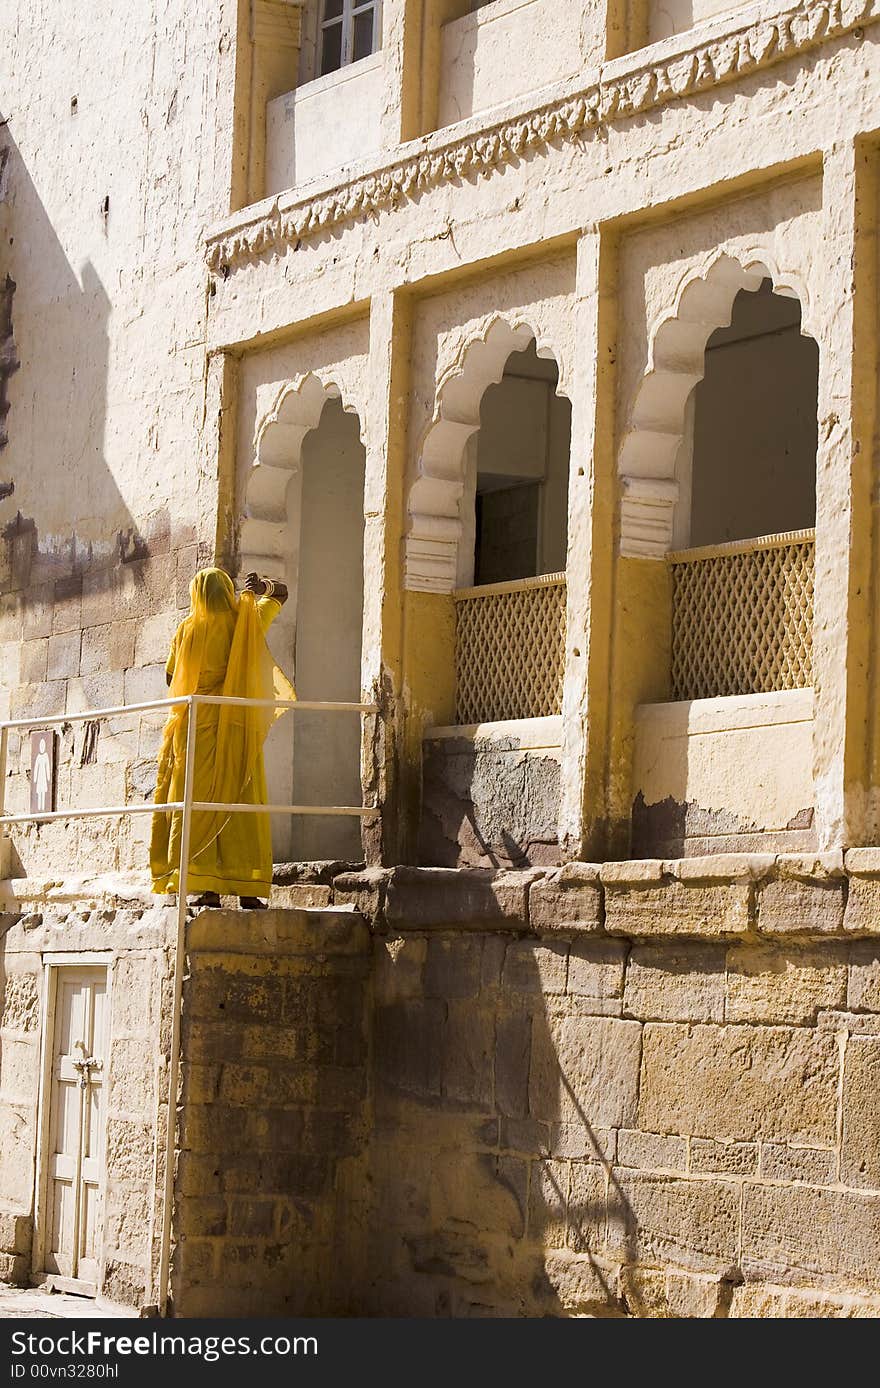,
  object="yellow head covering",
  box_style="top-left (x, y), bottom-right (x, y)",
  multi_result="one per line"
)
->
top-left (155, 567), bottom-right (295, 872)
